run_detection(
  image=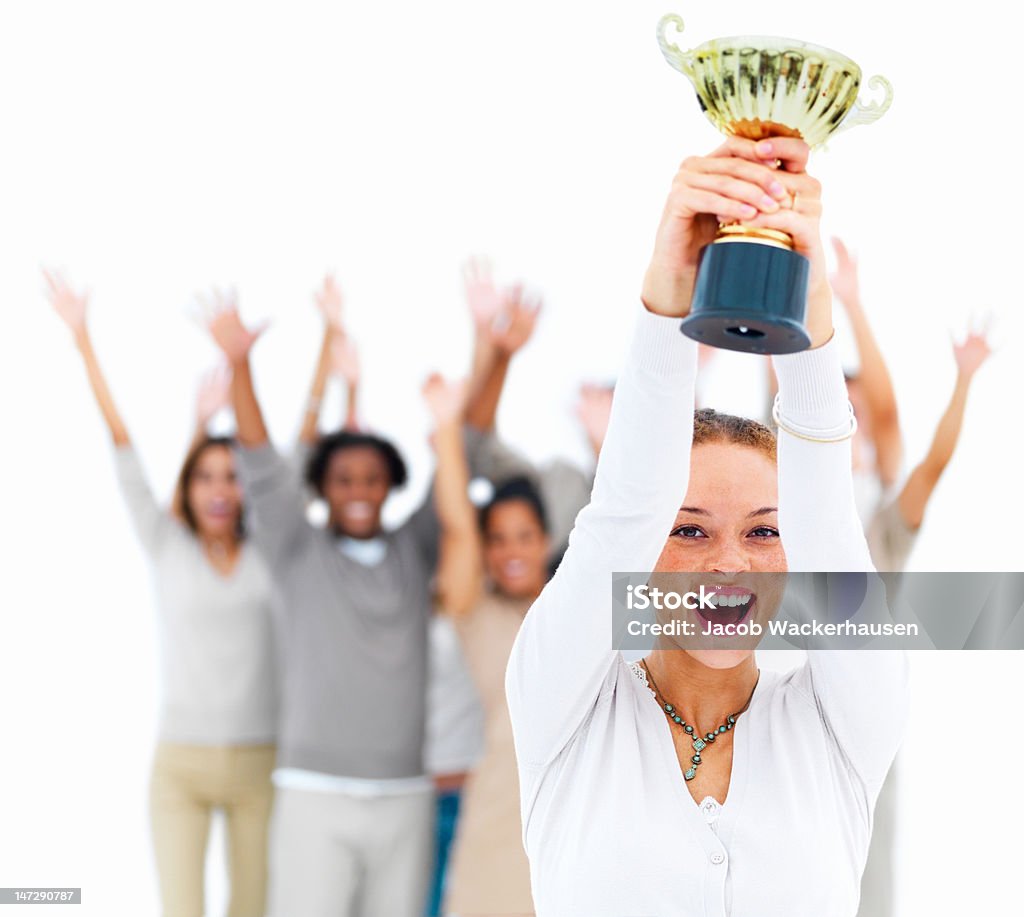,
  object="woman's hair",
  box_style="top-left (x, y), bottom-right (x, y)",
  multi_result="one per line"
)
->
top-left (692, 408), bottom-right (777, 461)
top-left (172, 436), bottom-right (245, 538)
top-left (480, 476), bottom-right (550, 535)
top-left (304, 430), bottom-right (408, 496)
